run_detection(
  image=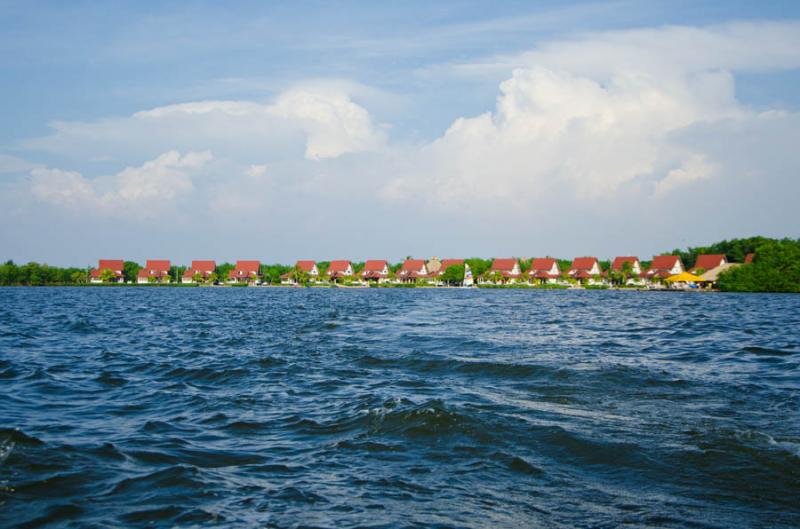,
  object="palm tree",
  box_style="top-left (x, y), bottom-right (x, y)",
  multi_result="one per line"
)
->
top-left (99, 268), bottom-right (115, 283)
top-left (289, 266), bottom-right (311, 286)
